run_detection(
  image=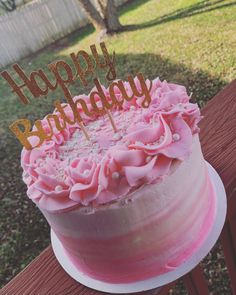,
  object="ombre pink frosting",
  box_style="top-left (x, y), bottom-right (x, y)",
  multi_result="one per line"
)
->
top-left (21, 78), bottom-right (201, 212)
